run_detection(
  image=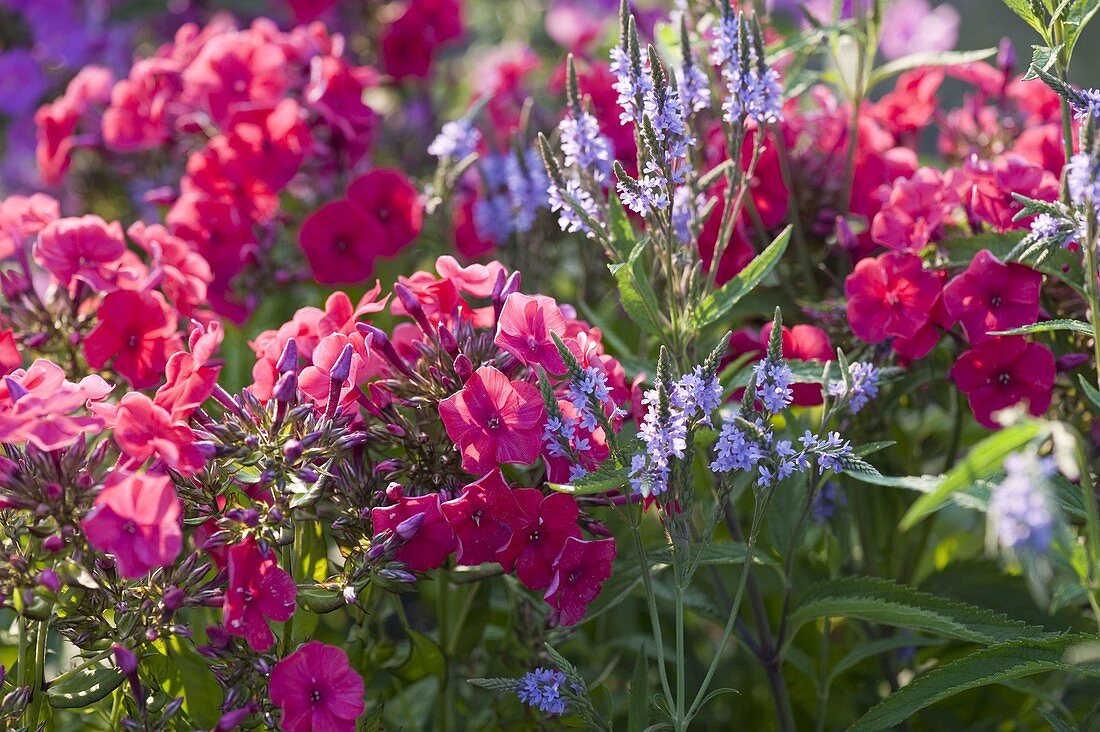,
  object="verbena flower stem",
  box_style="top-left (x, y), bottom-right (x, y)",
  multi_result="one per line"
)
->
top-left (686, 490), bottom-right (772, 723)
top-left (1083, 217), bottom-right (1100, 393)
top-left (627, 509), bottom-right (675, 710)
top-left (1053, 20), bottom-right (1075, 205)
